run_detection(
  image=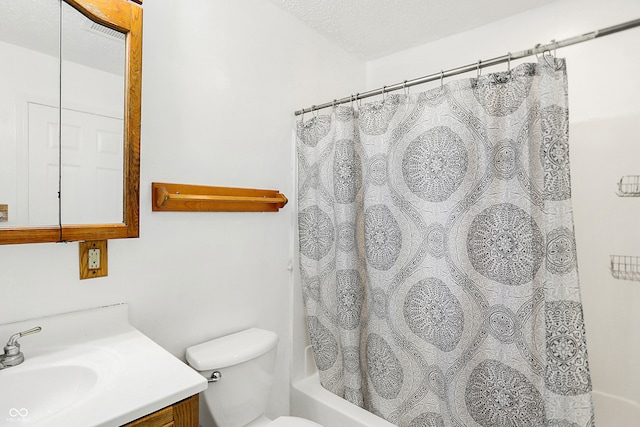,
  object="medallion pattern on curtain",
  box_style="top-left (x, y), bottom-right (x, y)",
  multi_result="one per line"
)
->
top-left (296, 58), bottom-right (594, 427)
